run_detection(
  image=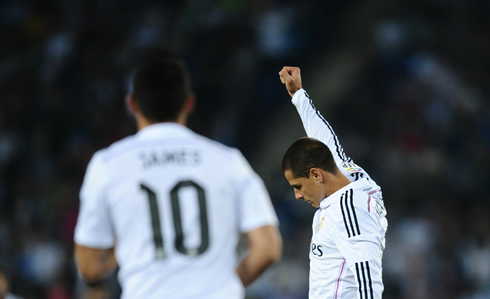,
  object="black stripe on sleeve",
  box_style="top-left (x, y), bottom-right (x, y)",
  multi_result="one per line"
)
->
top-left (344, 190), bottom-right (358, 237)
top-left (306, 95), bottom-right (351, 163)
top-left (340, 192), bottom-right (351, 238)
top-left (355, 263), bottom-right (363, 299)
top-left (350, 190), bottom-right (361, 236)
top-left (366, 261), bottom-right (374, 298)
top-left (360, 262), bottom-right (368, 299)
